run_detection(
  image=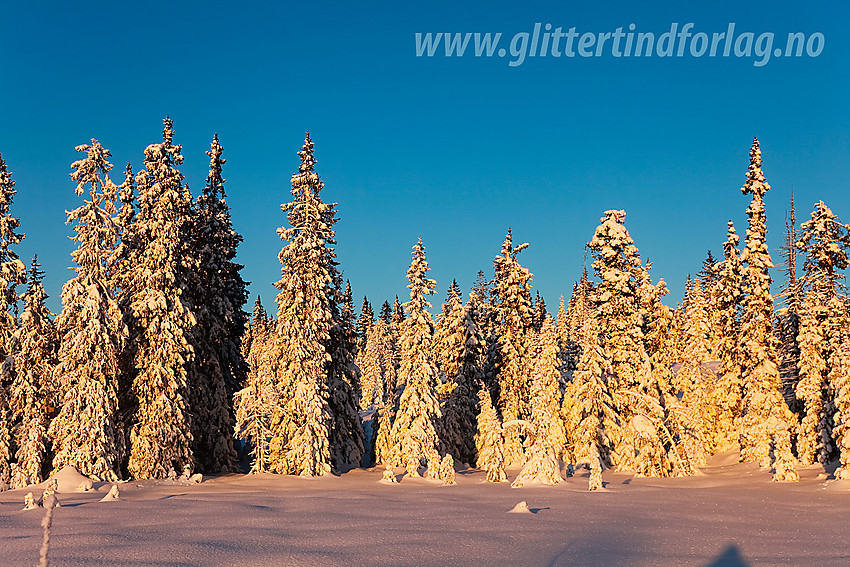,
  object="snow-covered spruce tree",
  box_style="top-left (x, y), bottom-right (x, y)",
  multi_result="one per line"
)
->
top-left (356, 295), bottom-right (374, 351)
top-left (474, 387), bottom-right (506, 482)
top-left (675, 277), bottom-right (716, 462)
top-left (491, 229), bottom-right (534, 464)
top-left (435, 278), bottom-right (484, 467)
top-left (556, 296), bottom-right (568, 345)
top-left (532, 291), bottom-right (548, 332)
top-left (468, 270), bottom-right (499, 392)
top-left (265, 136), bottom-right (335, 477)
top-left (387, 295), bottom-right (405, 387)
top-left (588, 210), bottom-right (664, 473)
top-left (242, 296), bottom-right (269, 360)
top-left (382, 238), bottom-right (443, 477)
top-left (373, 299), bottom-right (402, 465)
top-left (0, 153), bottom-right (26, 486)
top-left (124, 118), bottom-right (197, 479)
top-left (566, 273), bottom-right (582, 336)
top-left (234, 297), bottom-right (277, 474)
top-left (637, 272), bottom-right (698, 477)
top-left (367, 298), bottom-right (394, 421)
top-left (823, 292), bottom-right (846, 463)
top-left (445, 279), bottom-right (462, 314)
top-left (737, 138), bottom-right (797, 481)
top-left (699, 250), bottom-right (719, 288)
top-left (358, 324), bottom-right (381, 410)
top-left (794, 293), bottom-right (830, 467)
top-left (359, 318), bottom-right (397, 411)
top-left (339, 282), bottom-right (356, 348)
top-left (826, 303), bottom-right (850, 478)
top-left (795, 201), bottom-right (850, 467)
top-left (325, 284), bottom-right (365, 470)
top-left (0, 153), bottom-right (26, 360)
top-left (48, 140), bottom-right (126, 481)
top-left (235, 375), bottom-right (274, 474)
top-left (111, 162), bottom-right (136, 299)
top-left (267, 133), bottom-right (363, 476)
top-left (668, 303), bottom-right (687, 364)
top-left (392, 295), bottom-right (404, 328)
top-left (109, 162), bottom-right (137, 466)
top-left (183, 134), bottom-right (248, 473)
top-left (555, 295), bottom-right (576, 381)
top-left (433, 279), bottom-right (462, 373)
top-left (373, 387), bottom-right (396, 467)
top-left (562, 307), bottom-right (620, 491)
top-left (439, 453), bottom-right (457, 485)
top-left (336, 282), bottom-right (361, 404)
top-left (712, 222), bottom-right (745, 452)
top-left (353, 291), bottom-right (375, 407)
top-left (9, 257), bottom-right (58, 488)
top-left (831, 310), bottom-right (850, 479)
top-left (776, 195), bottom-right (802, 413)
top-left (565, 270), bottom-right (594, 377)
top-left (589, 210), bottom-right (647, 393)
top-left (379, 300), bottom-right (392, 325)
top-left (698, 250), bottom-right (722, 355)
top-left (511, 315), bottom-right (566, 487)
